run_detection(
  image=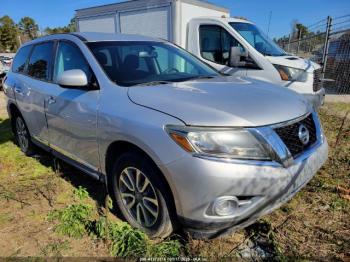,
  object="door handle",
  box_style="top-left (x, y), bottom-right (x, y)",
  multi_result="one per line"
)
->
top-left (48, 96), bottom-right (56, 105)
top-left (14, 87), bottom-right (23, 95)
